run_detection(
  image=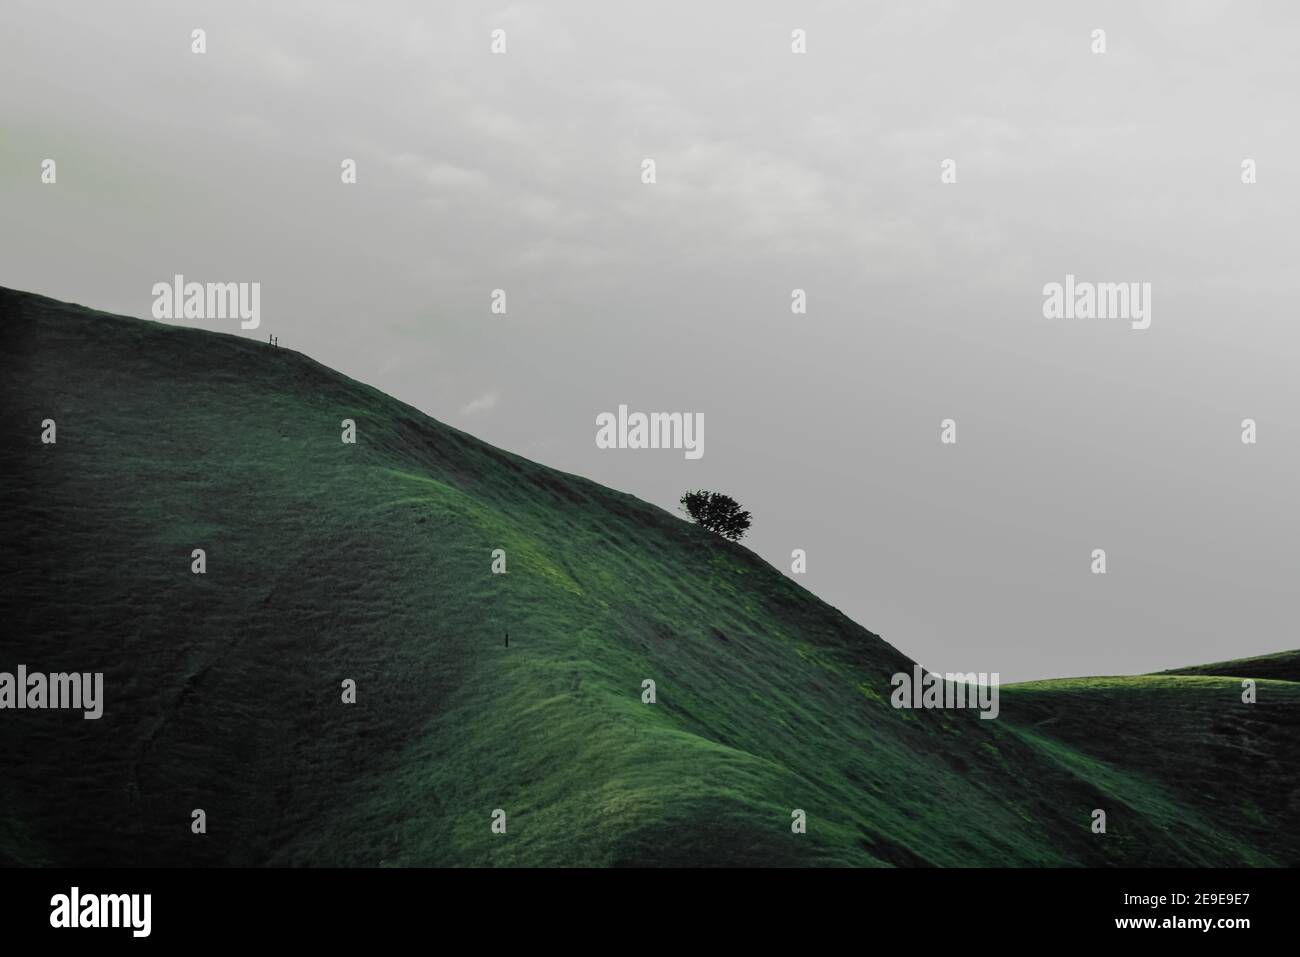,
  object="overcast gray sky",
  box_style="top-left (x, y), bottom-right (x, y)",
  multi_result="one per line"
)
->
top-left (4, 0), bottom-right (1297, 682)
